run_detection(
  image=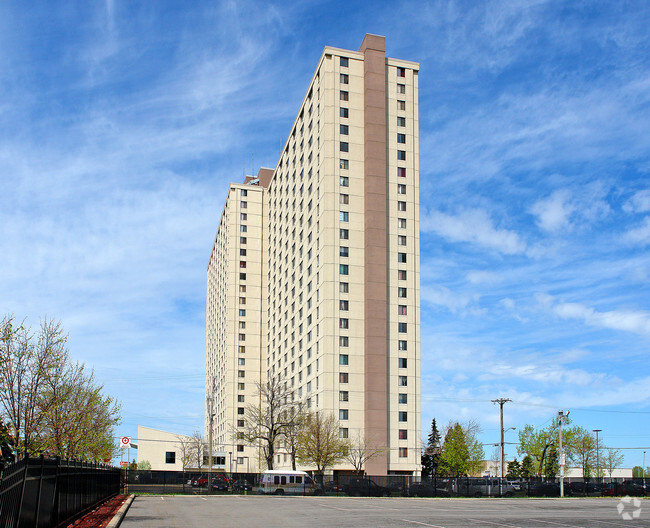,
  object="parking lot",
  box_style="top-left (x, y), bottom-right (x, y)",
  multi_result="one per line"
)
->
top-left (121, 495), bottom-right (649, 528)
